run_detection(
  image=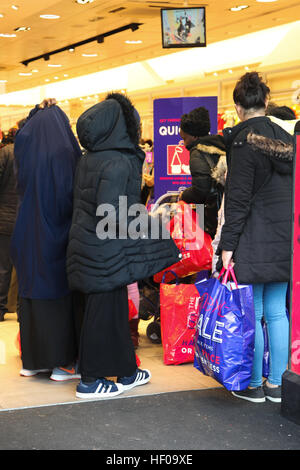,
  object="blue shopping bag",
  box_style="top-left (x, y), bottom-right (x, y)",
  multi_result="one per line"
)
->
top-left (194, 266), bottom-right (255, 391)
